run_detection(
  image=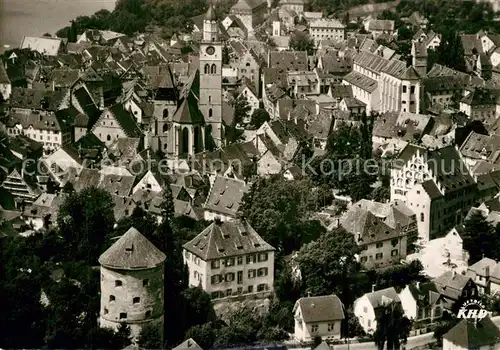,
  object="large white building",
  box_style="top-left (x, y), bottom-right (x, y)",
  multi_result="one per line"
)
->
top-left (182, 219), bottom-right (275, 300)
top-left (391, 144), bottom-right (478, 242)
top-left (343, 51), bottom-right (423, 114)
top-left (309, 19), bottom-right (345, 45)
